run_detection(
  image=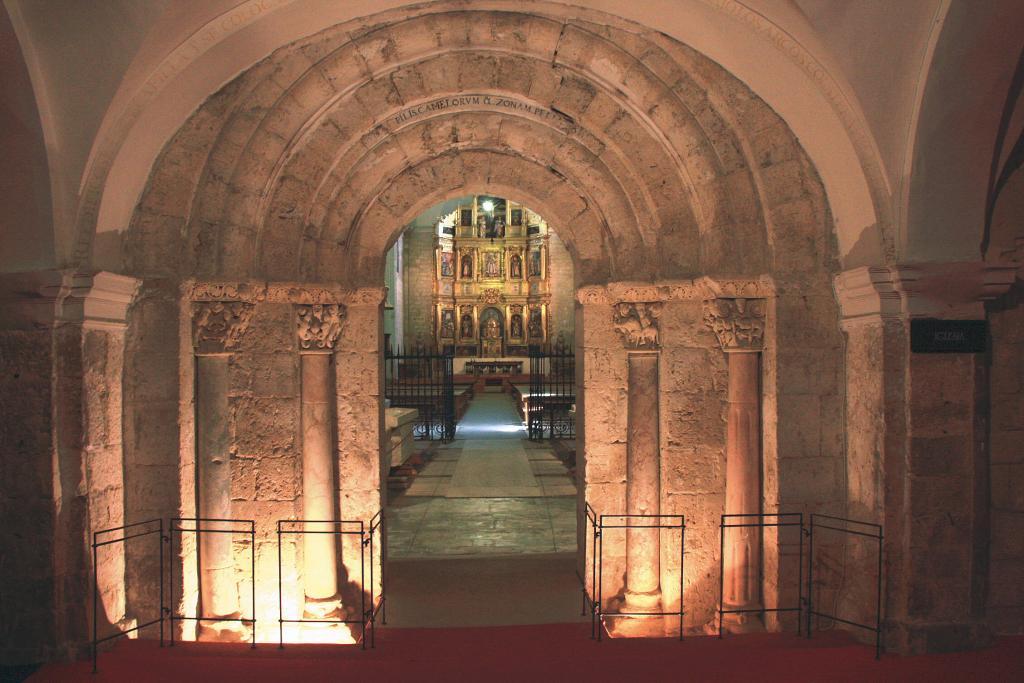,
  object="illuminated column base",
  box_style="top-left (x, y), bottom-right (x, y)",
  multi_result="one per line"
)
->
top-left (721, 351), bottom-right (764, 633)
top-left (610, 350), bottom-right (664, 638)
top-left (296, 306), bottom-right (346, 631)
top-left (196, 354), bottom-right (249, 643)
